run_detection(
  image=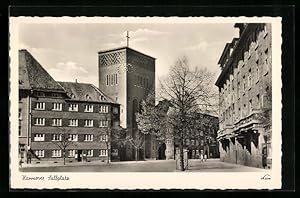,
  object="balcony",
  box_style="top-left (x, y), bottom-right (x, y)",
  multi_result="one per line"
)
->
top-left (217, 124), bottom-right (234, 140)
top-left (234, 109), bottom-right (269, 132)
